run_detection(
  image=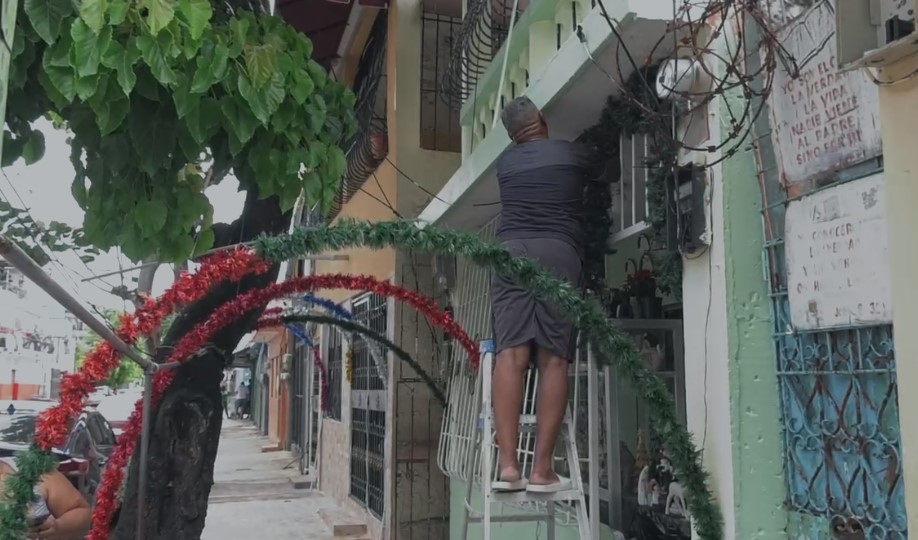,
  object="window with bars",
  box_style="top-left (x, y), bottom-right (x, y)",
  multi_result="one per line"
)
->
top-left (420, 11), bottom-right (462, 152)
top-left (325, 326), bottom-right (343, 421)
top-left (349, 293), bottom-right (388, 519)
